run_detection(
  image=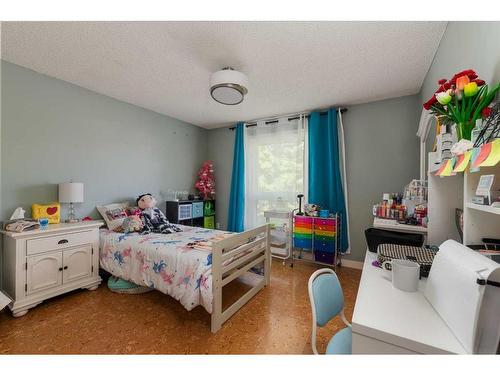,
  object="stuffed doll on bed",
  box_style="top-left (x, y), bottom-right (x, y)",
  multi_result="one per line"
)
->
top-left (136, 193), bottom-right (182, 234)
top-left (121, 207), bottom-right (144, 233)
